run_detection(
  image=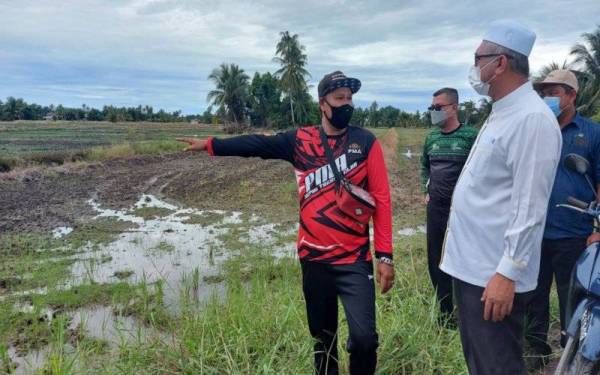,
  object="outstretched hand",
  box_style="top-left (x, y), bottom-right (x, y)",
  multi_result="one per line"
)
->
top-left (175, 137), bottom-right (208, 152)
